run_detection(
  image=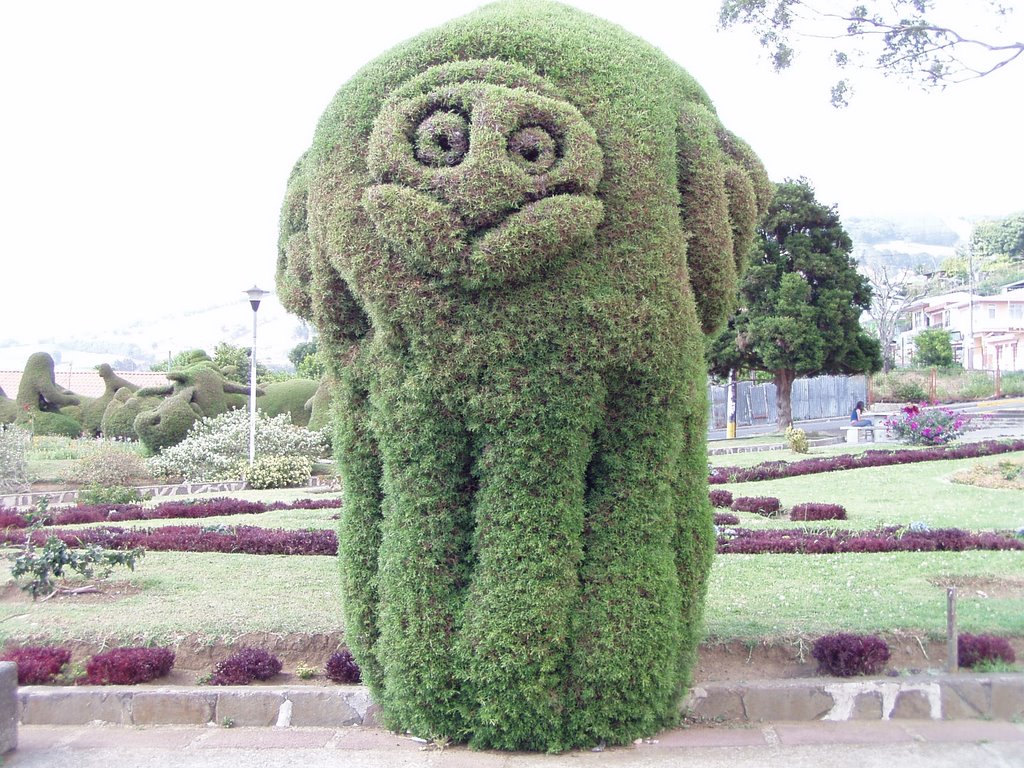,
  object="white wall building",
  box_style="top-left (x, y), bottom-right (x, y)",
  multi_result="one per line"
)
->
top-left (899, 288), bottom-right (1024, 370)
